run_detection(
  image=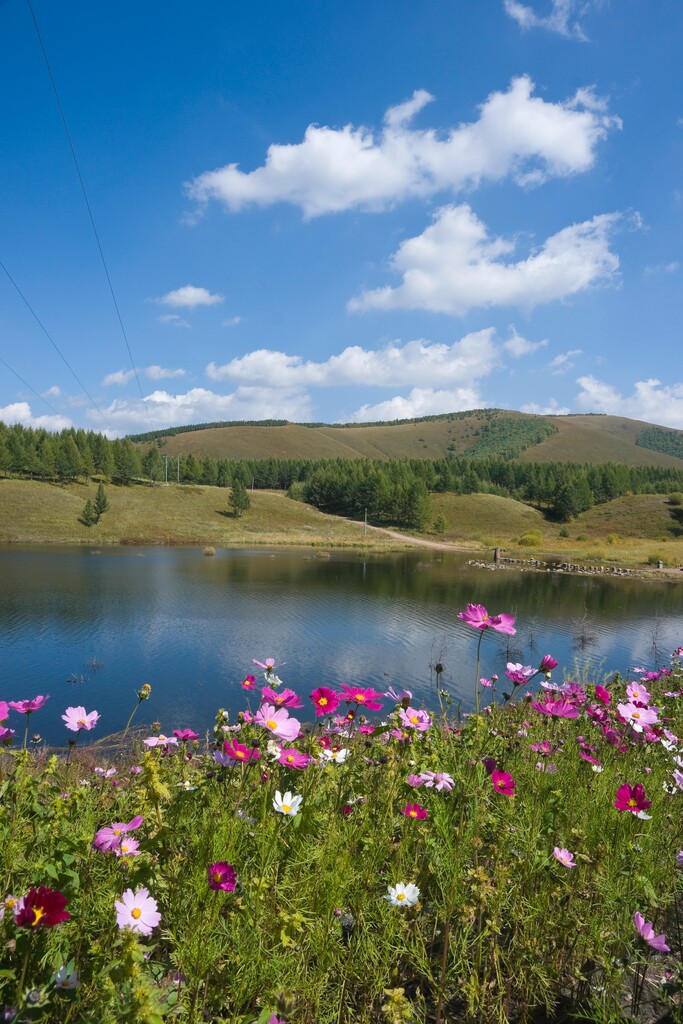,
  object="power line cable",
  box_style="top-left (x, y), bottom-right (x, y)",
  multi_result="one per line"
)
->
top-left (0, 258), bottom-right (114, 433)
top-left (26, 0), bottom-right (154, 433)
top-left (0, 352), bottom-right (64, 419)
